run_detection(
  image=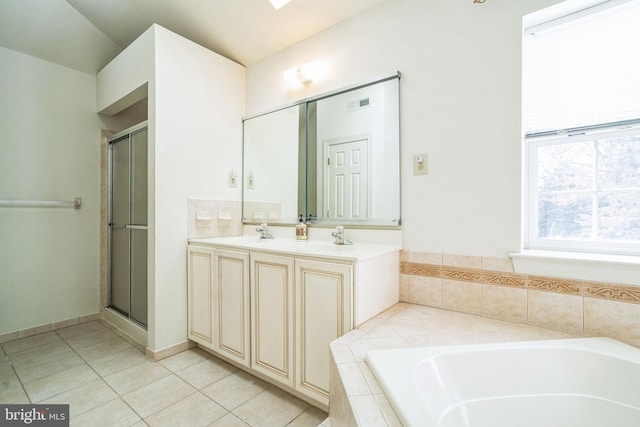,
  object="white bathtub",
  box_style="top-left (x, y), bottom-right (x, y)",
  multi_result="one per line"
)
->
top-left (366, 338), bottom-right (640, 427)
